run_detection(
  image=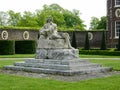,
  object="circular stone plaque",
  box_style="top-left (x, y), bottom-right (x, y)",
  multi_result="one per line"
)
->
top-left (1, 30), bottom-right (8, 40)
top-left (88, 32), bottom-right (93, 40)
top-left (115, 9), bottom-right (120, 17)
top-left (23, 31), bottom-right (29, 40)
